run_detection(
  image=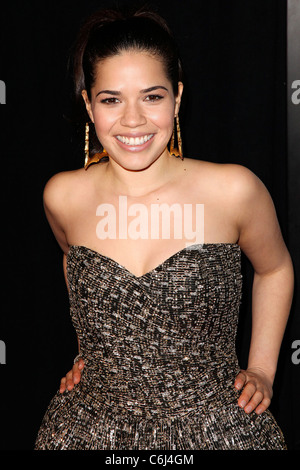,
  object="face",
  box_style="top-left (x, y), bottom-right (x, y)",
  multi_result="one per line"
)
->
top-left (82, 51), bottom-right (183, 171)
